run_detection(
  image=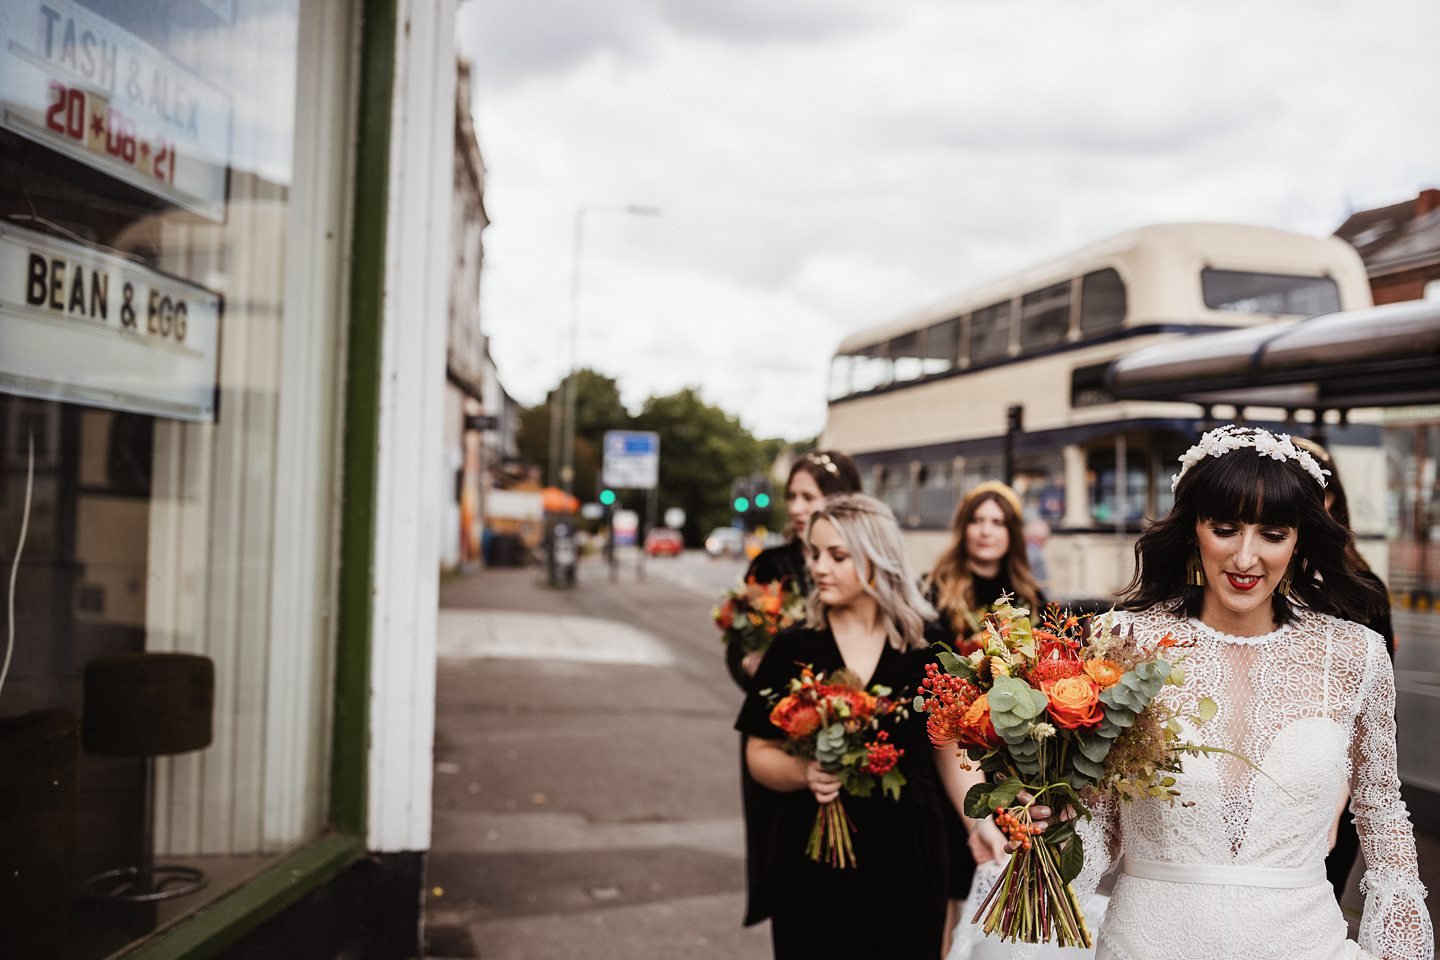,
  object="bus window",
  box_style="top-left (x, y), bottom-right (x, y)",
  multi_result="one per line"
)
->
top-left (1088, 448), bottom-right (1149, 525)
top-left (1020, 281), bottom-right (1072, 350)
top-left (891, 332), bottom-right (923, 382)
top-left (970, 300), bottom-right (1013, 364)
top-left (1201, 269), bottom-right (1340, 317)
top-left (1014, 455), bottom-right (1066, 522)
top-left (1080, 268), bottom-right (1126, 333)
top-left (917, 460), bottom-right (955, 526)
top-left (828, 354), bottom-right (854, 400)
top-left (923, 318), bottom-right (959, 375)
top-left (877, 464), bottom-right (911, 522)
top-left (962, 456), bottom-right (1005, 494)
top-left (1071, 361), bottom-right (1115, 408)
top-left (851, 343), bottom-right (893, 393)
